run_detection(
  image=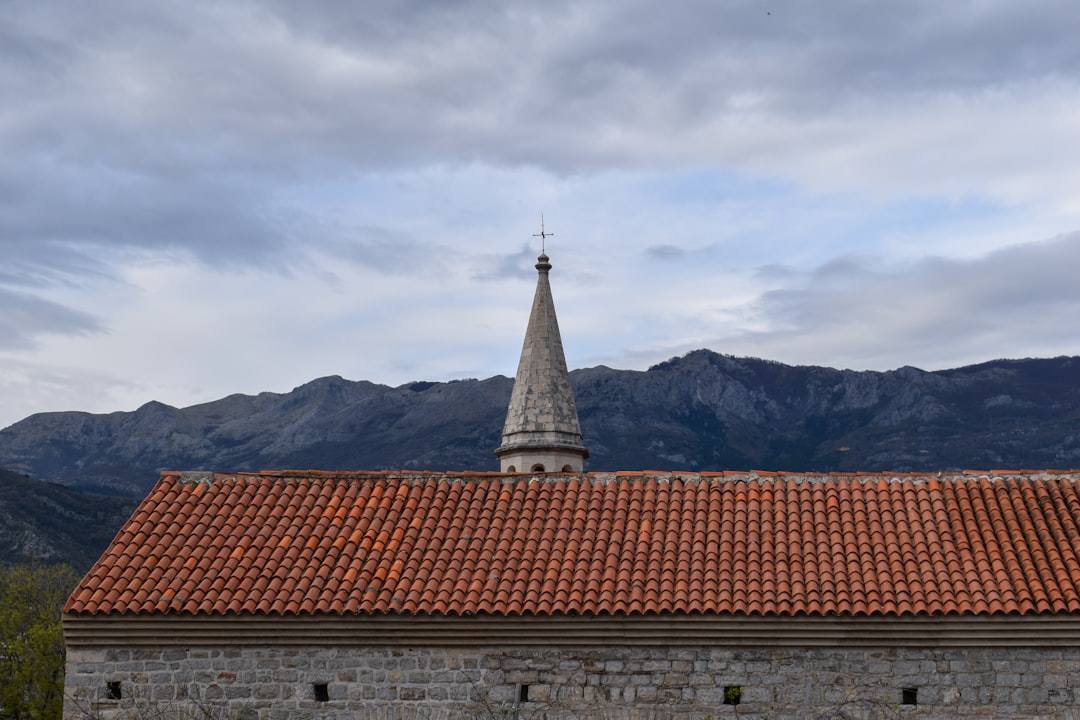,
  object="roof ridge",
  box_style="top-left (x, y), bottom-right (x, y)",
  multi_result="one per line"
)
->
top-left (159, 468), bottom-right (1080, 485)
